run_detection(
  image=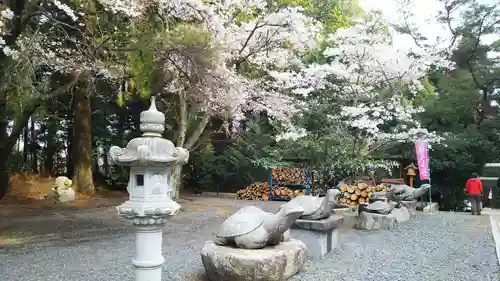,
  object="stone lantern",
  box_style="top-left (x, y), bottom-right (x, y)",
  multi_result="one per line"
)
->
top-left (108, 96), bottom-right (189, 281)
top-left (405, 163), bottom-right (418, 188)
